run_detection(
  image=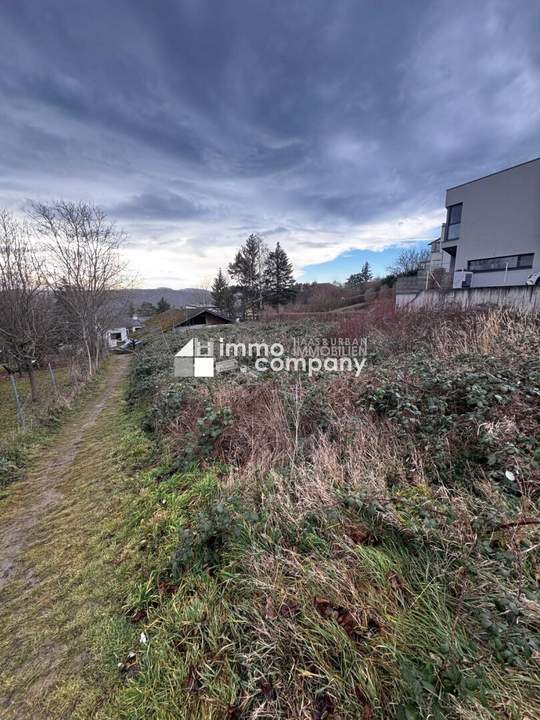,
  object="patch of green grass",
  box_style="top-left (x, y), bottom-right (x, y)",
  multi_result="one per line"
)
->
top-left (0, 359), bottom-right (155, 719)
top-left (0, 362), bottom-right (113, 491)
top-left (96, 465), bottom-right (538, 718)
